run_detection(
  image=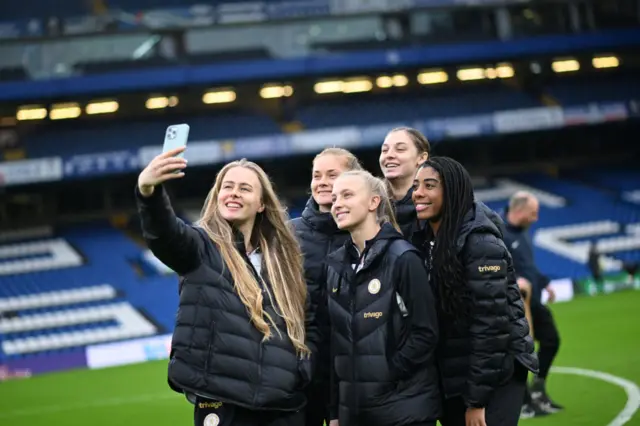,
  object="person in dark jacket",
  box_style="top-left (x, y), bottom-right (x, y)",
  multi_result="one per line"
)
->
top-left (380, 127), bottom-right (430, 238)
top-left (326, 170), bottom-right (441, 426)
top-left (502, 191), bottom-right (563, 416)
top-left (136, 147), bottom-right (320, 426)
top-left (290, 147), bottom-right (364, 426)
top-left (411, 157), bottom-right (538, 426)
